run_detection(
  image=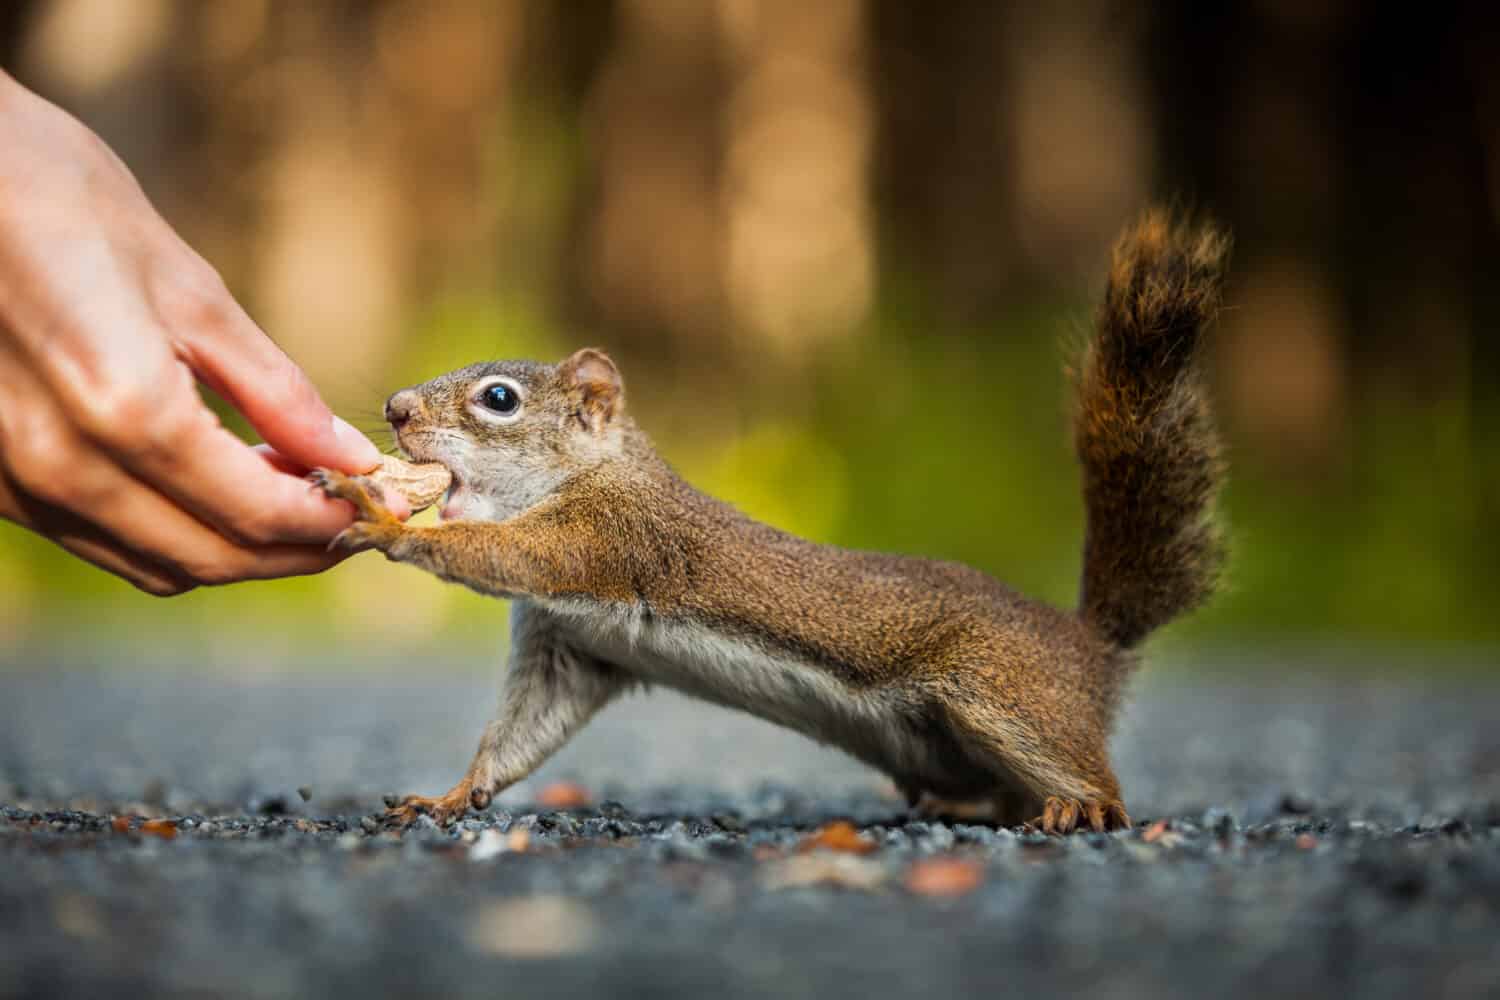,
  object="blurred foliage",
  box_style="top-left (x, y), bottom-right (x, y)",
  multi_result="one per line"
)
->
top-left (4, 285), bottom-right (1496, 660)
top-left (0, 0), bottom-right (1498, 663)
